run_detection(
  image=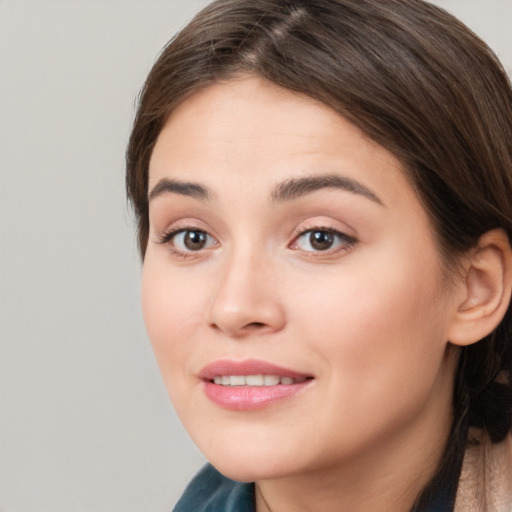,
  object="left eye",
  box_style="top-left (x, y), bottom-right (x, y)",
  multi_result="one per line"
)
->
top-left (292, 229), bottom-right (354, 252)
